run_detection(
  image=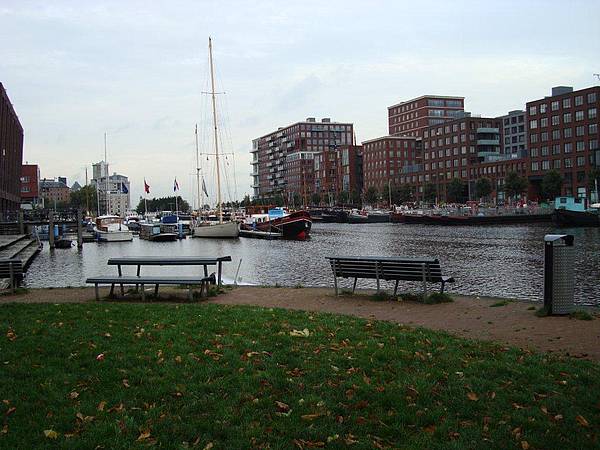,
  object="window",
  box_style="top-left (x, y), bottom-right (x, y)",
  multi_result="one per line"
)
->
top-left (563, 98), bottom-right (571, 108)
top-left (576, 141), bottom-right (585, 152)
top-left (564, 142), bottom-right (573, 153)
top-left (531, 161), bottom-right (539, 171)
top-left (530, 133), bottom-right (538, 143)
top-left (529, 105), bottom-right (537, 115)
top-left (529, 120), bottom-right (538, 129)
top-left (540, 117), bottom-right (548, 127)
top-left (552, 130), bottom-right (561, 140)
top-left (588, 92), bottom-right (597, 103)
top-left (530, 147), bottom-right (539, 157)
top-left (541, 146), bottom-right (549, 156)
top-left (563, 112), bottom-right (572, 123)
top-left (540, 104), bottom-right (547, 113)
top-left (541, 132), bottom-right (548, 142)
top-left (589, 108), bottom-right (597, 119)
top-left (576, 126), bottom-right (585, 137)
top-left (575, 95), bottom-right (583, 106)
top-left (552, 144), bottom-right (561, 155)
top-left (553, 159), bottom-right (561, 169)
top-left (446, 100), bottom-right (462, 107)
top-left (551, 115), bottom-right (560, 125)
top-left (551, 101), bottom-right (559, 111)
top-left (575, 110), bottom-right (584, 121)
top-left (542, 160), bottom-right (550, 170)
top-left (590, 139), bottom-right (598, 150)
top-left (577, 156), bottom-right (585, 166)
top-left (564, 158), bottom-right (572, 168)
top-left (590, 124), bottom-right (598, 135)
top-left (564, 128), bottom-right (572, 138)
